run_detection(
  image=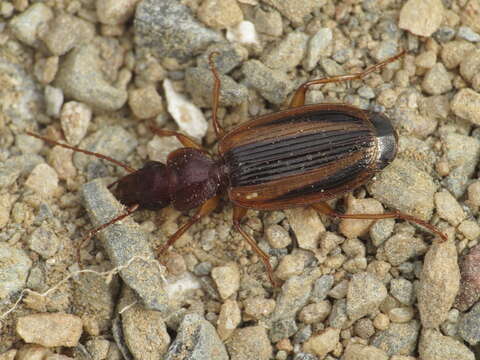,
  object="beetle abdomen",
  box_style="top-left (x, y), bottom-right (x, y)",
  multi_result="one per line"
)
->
top-left (219, 104), bottom-right (396, 210)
